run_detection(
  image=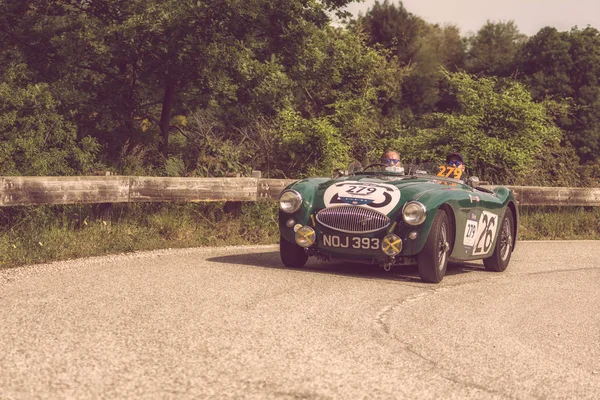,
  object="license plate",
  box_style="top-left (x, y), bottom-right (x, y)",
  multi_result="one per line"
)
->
top-left (321, 234), bottom-right (380, 250)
